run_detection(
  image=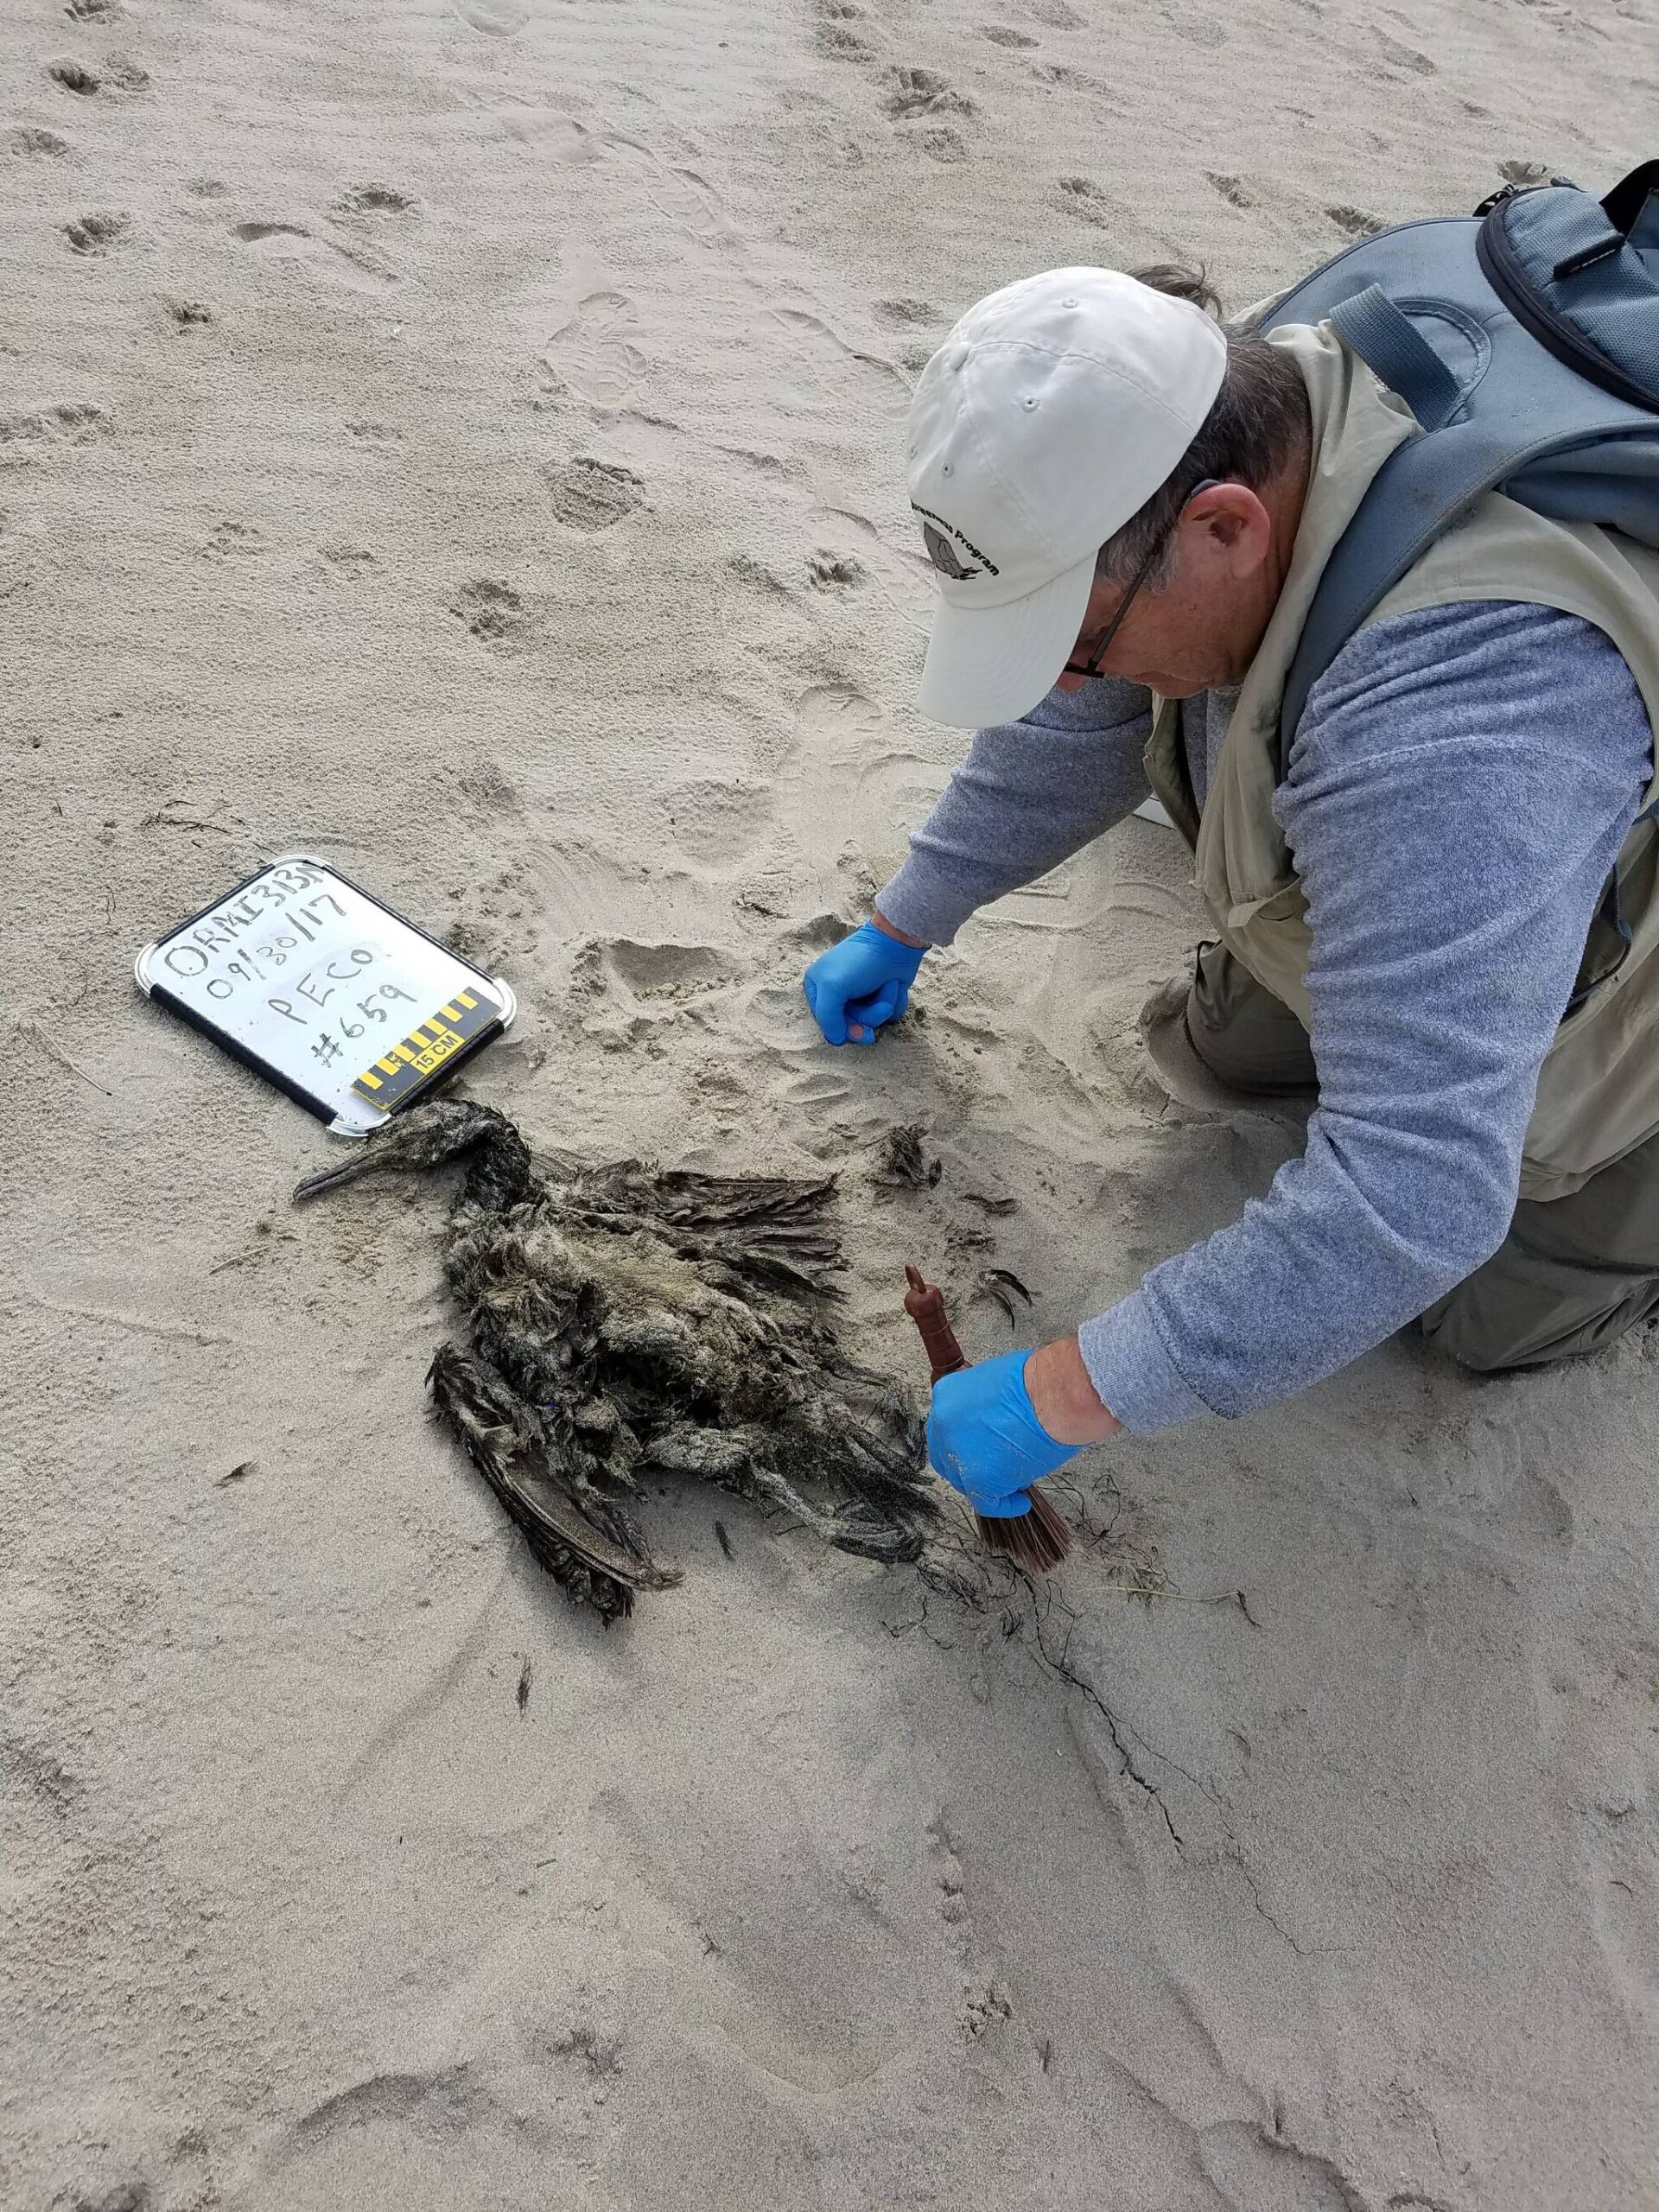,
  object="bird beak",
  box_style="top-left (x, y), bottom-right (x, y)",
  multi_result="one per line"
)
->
top-left (292, 1150), bottom-right (377, 1202)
